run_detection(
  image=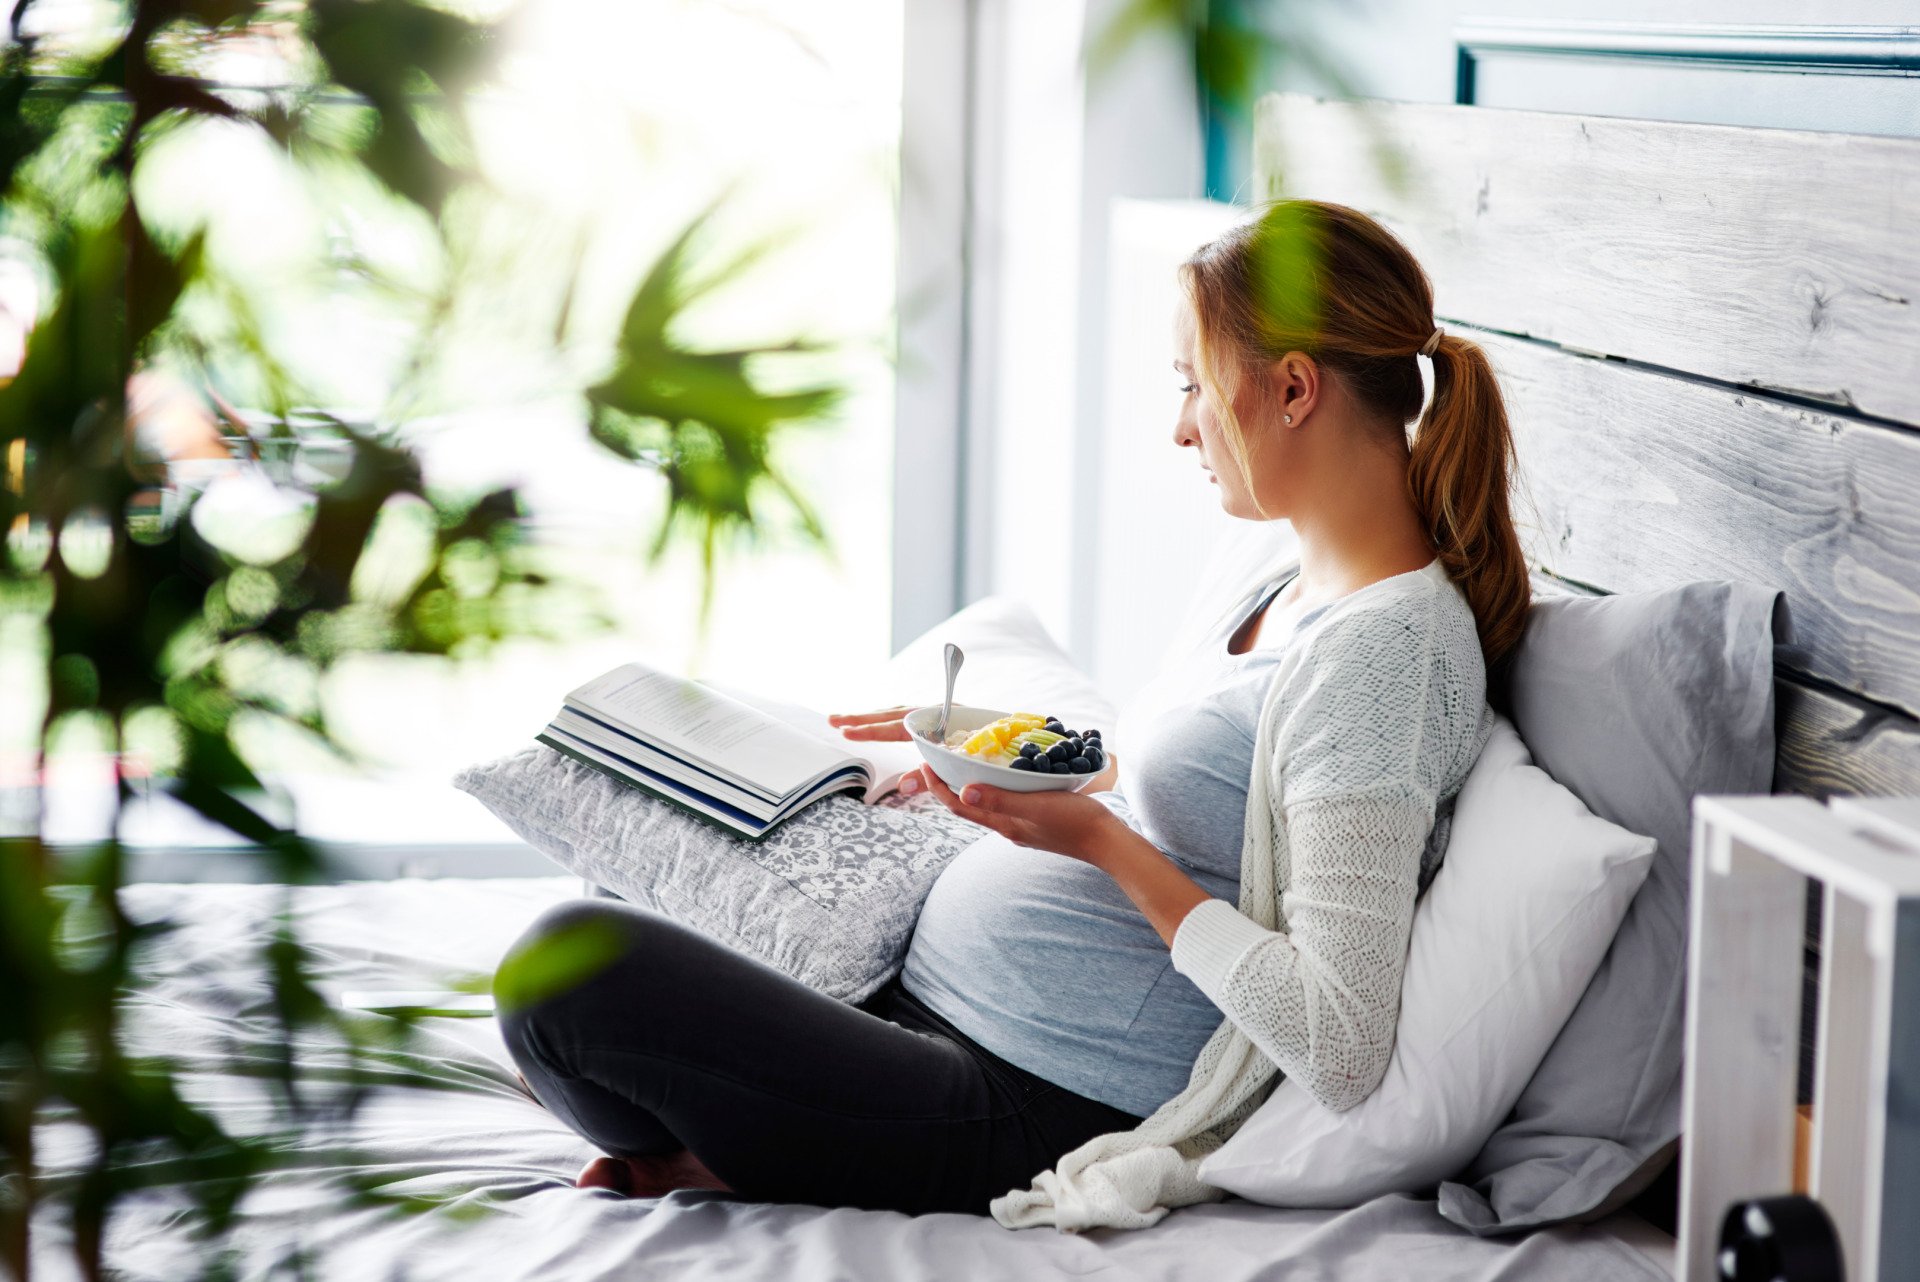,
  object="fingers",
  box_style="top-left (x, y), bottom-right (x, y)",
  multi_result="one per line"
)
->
top-left (922, 770), bottom-right (1013, 836)
top-left (830, 705), bottom-right (916, 742)
top-left (827, 706), bottom-right (914, 726)
top-left (836, 722), bottom-right (910, 742)
top-left (957, 781), bottom-right (995, 809)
